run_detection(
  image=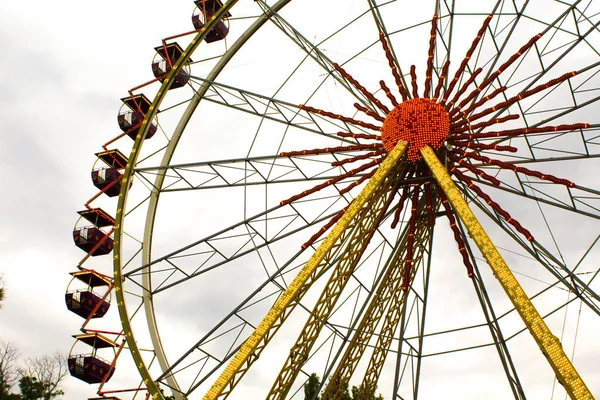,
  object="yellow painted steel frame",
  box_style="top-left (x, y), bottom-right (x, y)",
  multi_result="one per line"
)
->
top-left (112, 2), bottom-right (239, 400)
top-left (359, 217), bottom-right (431, 394)
top-left (267, 160), bottom-right (400, 399)
top-left (421, 145), bottom-right (594, 400)
top-left (324, 217), bottom-right (433, 399)
top-left (202, 140), bottom-right (409, 400)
